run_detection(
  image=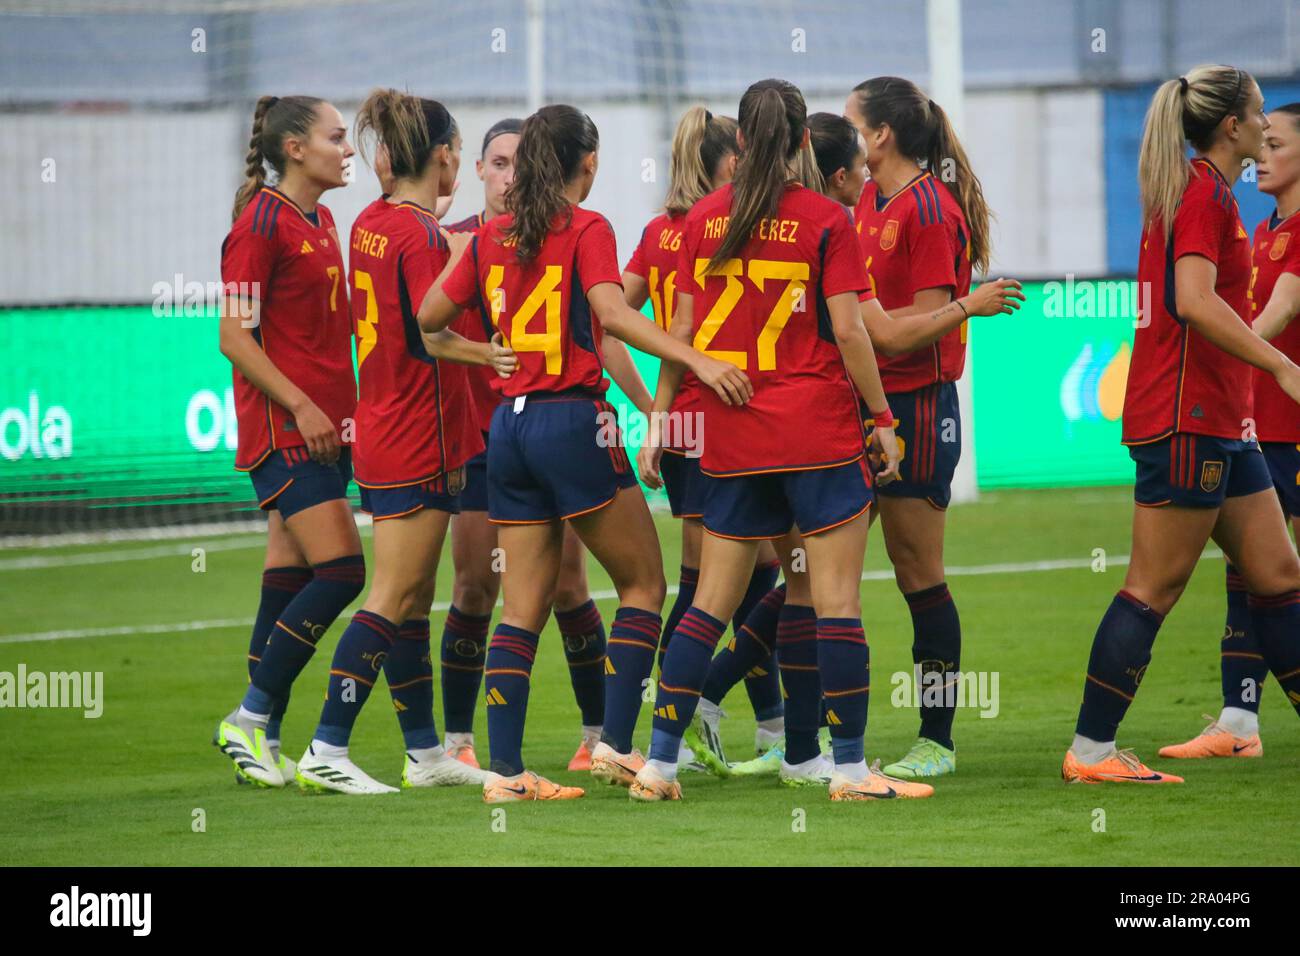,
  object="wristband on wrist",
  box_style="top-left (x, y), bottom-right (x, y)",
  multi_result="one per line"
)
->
top-left (869, 406), bottom-right (894, 429)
